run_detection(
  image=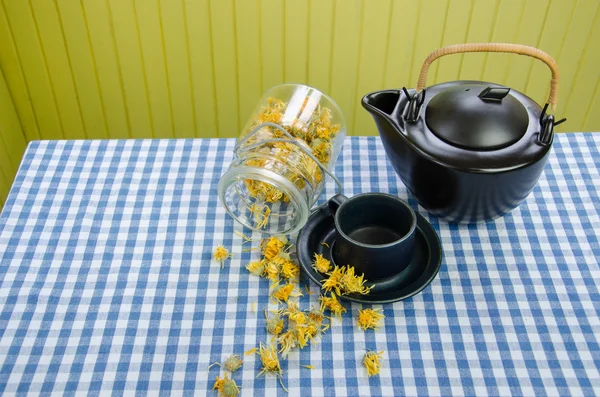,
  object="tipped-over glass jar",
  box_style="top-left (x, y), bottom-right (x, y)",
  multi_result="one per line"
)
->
top-left (218, 84), bottom-right (346, 235)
